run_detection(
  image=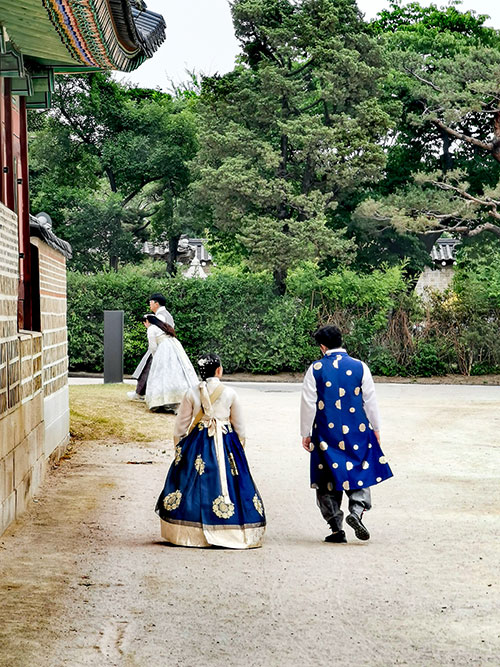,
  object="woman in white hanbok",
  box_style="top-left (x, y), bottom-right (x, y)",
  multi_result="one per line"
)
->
top-left (144, 315), bottom-right (198, 411)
